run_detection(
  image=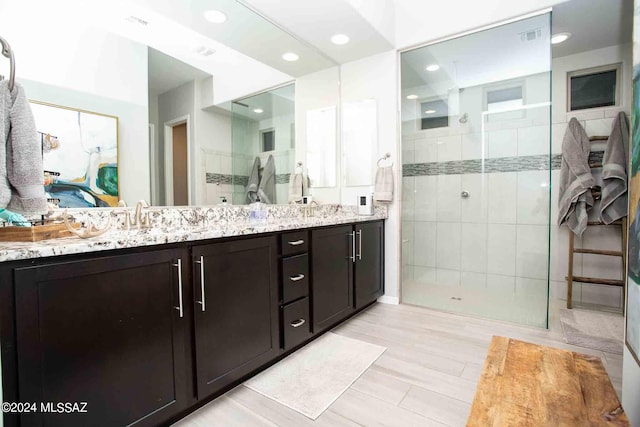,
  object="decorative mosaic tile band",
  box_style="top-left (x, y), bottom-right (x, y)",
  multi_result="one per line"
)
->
top-left (206, 173), bottom-right (233, 185)
top-left (276, 174), bottom-right (291, 184)
top-left (402, 152), bottom-right (604, 176)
